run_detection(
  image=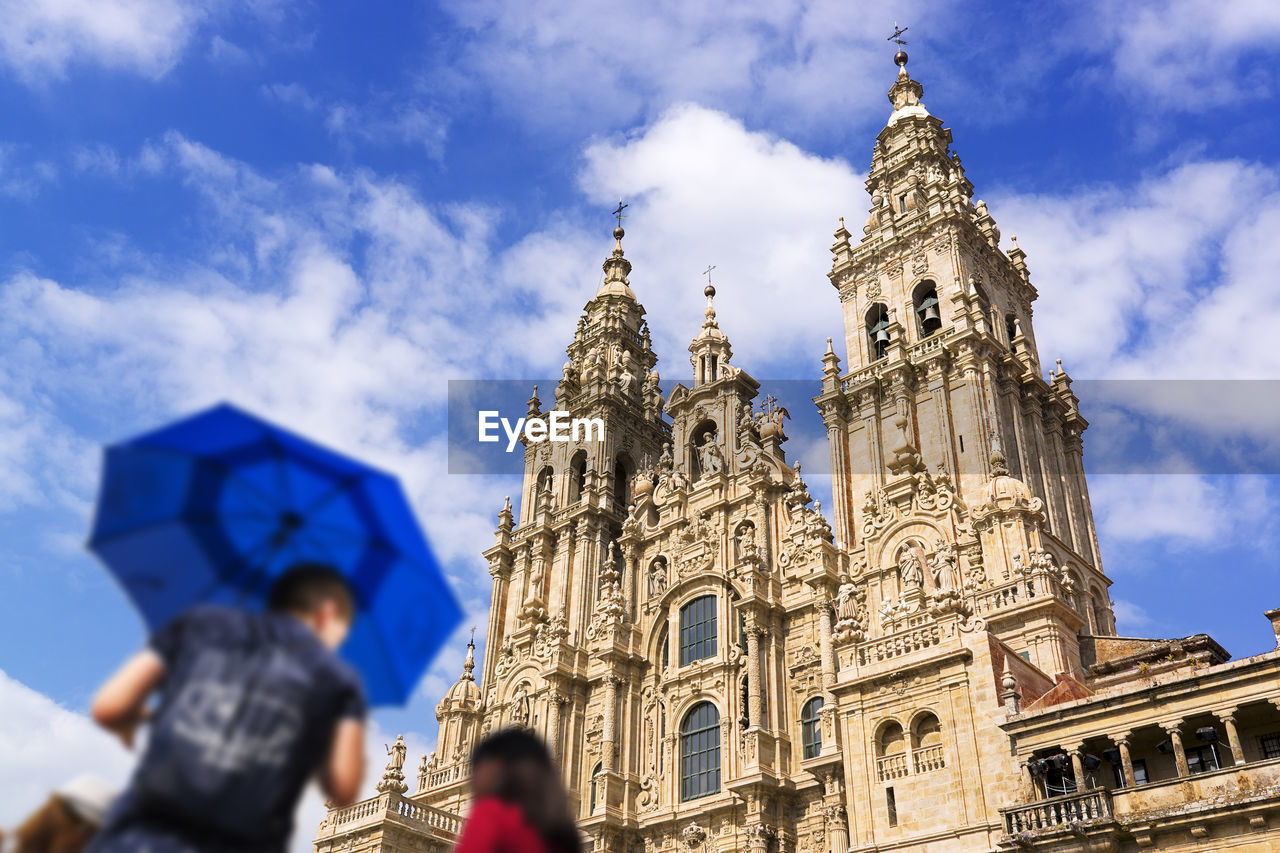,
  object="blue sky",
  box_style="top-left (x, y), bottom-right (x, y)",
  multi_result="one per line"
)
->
top-left (2, 0), bottom-right (1280, 842)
